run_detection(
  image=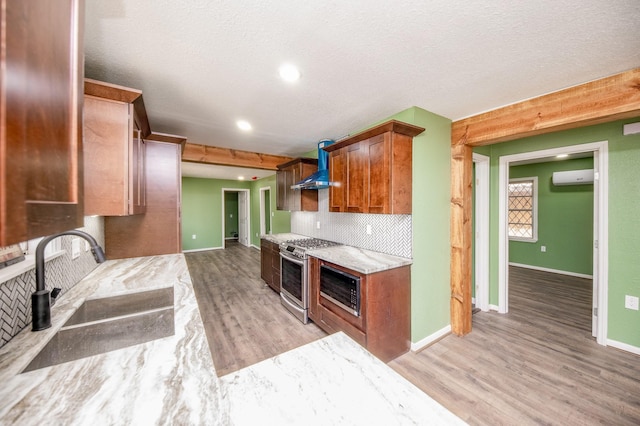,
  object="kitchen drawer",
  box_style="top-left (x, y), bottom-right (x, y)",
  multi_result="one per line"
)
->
top-left (320, 306), bottom-right (366, 347)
